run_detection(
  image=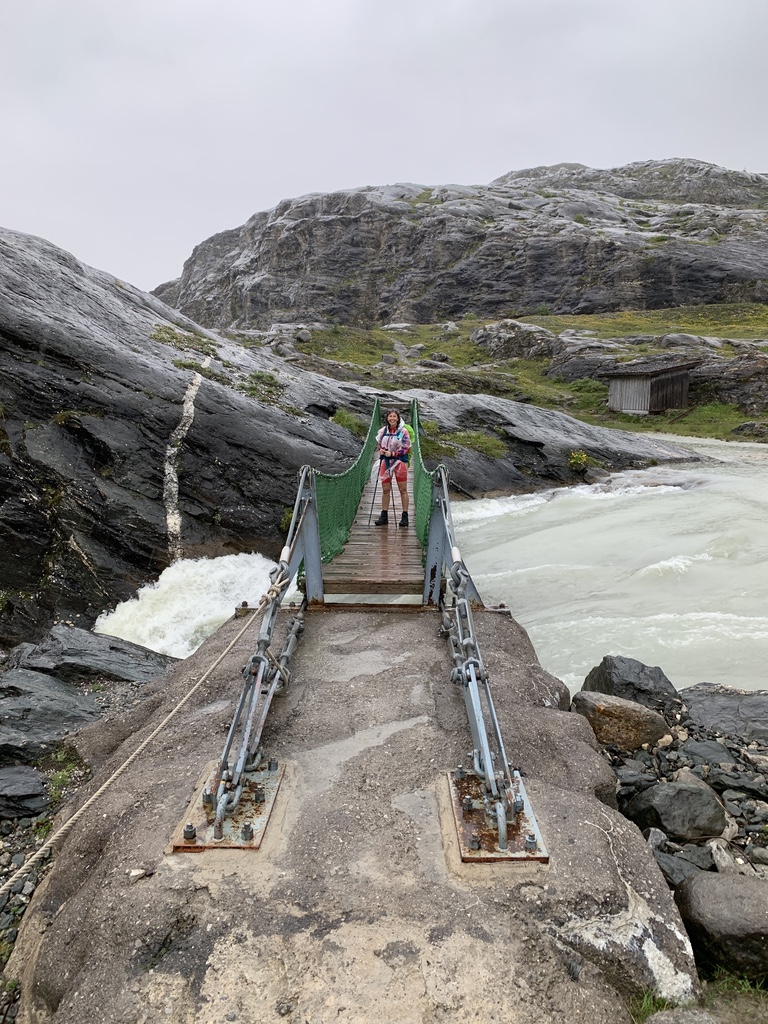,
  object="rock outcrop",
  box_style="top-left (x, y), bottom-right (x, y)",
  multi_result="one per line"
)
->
top-left (9, 608), bottom-right (700, 1022)
top-left (154, 159), bottom-right (768, 329)
top-left (0, 227), bottom-right (693, 647)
